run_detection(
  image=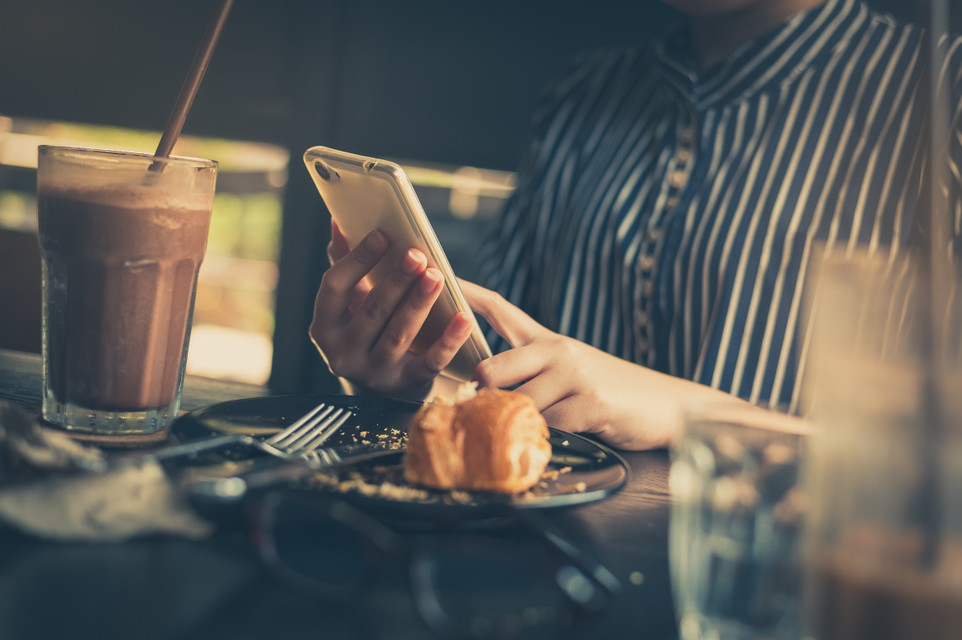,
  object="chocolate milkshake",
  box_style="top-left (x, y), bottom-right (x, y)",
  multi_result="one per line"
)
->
top-left (37, 146), bottom-right (217, 434)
